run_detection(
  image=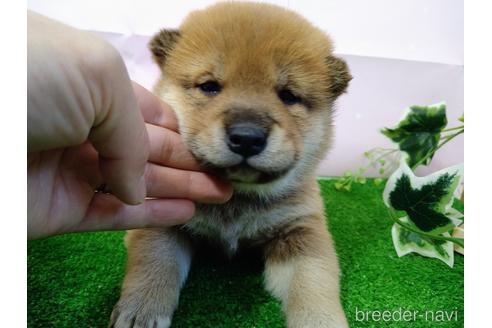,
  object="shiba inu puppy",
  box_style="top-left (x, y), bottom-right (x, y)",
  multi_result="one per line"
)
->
top-left (110, 2), bottom-right (351, 327)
